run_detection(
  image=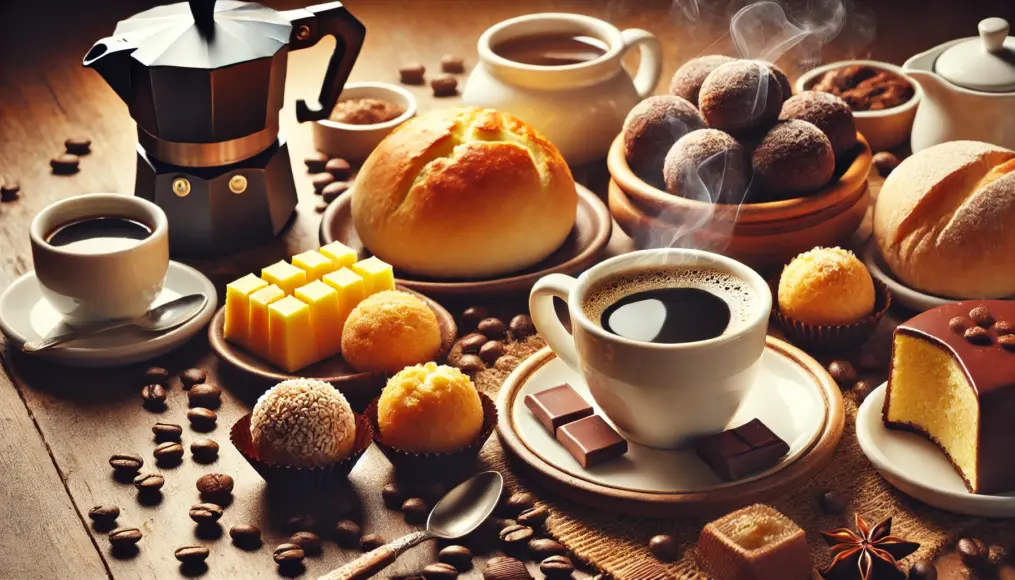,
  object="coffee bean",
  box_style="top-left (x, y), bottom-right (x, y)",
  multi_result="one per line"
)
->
top-left (1001, 335), bottom-right (1015, 351)
top-left (187, 407), bottom-right (217, 431)
top-left (188, 383), bottom-right (221, 409)
top-left (504, 492), bottom-right (535, 517)
top-left (517, 506), bottom-right (550, 529)
top-left (423, 562), bottom-right (459, 580)
top-left (540, 555), bottom-right (574, 579)
top-left (196, 473), bottom-right (233, 499)
top-left (286, 514), bottom-right (316, 532)
top-left (399, 63), bottom-right (426, 85)
top-left (970, 306), bottom-right (995, 328)
top-left (483, 556), bottom-right (530, 580)
top-left (154, 441), bottom-right (184, 464)
top-left (909, 560), bottom-right (937, 580)
top-left (958, 537), bottom-right (988, 568)
top-left (109, 453), bottom-right (144, 473)
top-left (380, 482), bottom-right (406, 509)
top-left (109, 527), bottom-right (142, 548)
top-left (458, 332), bottom-right (489, 354)
top-left (289, 531), bottom-right (322, 556)
top-left (134, 473), bottom-right (165, 491)
top-left (50, 154), bottom-right (80, 175)
top-left (461, 307), bottom-right (491, 330)
top-left (333, 520), bottom-right (361, 548)
top-left (273, 543), bottom-right (305, 564)
top-left (181, 368), bottom-right (206, 389)
top-left (996, 321), bottom-right (1015, 336)
top-left (175, 545), bottom-right (209, 564)
top-left (455, 354), bottom-right (485, 375)
top-left (949, 316), bottom-right (970, 334)
top-left (648, 534), bottom-right (677, 562)
top-left (229, 524), bottom-right (262, 548)
top-left (305, 152), bottom-right (329, 173)
top-left (819, 490), bottom-right (846, 514)
top-left (152, 422), bottom-right (183, 442)
top-left (312, 172), bottom-right (335, 193)
top-left (325, 158), bottom-right (352, 180)
top-left (438, 545), bottom-right (473, 571)
top-left (65, 137), bottom-right (92, 155)
top-left (873, 151), bottom-right (900, 177)
top-left (965, 326), bottom-right (992, 345)
top-left (402, 497), bottom-right (428, 524)
top-left (440, 55), bottom-right (465, 74)
top-left (360, 534), bottom-right (385, 552)
top-left (88, 505), bottom-right (120, 525)
top-left (144, 366), bottom-right (169, 384)
top-left (498, 524), bottom-right (533, 549)
top-left (1, 180), bottom-right (20, 202)
top-left (322, 180), bottom-right (350, 203)
top-left (509, 314), bottom-right (536, 339)
top-left (189, 502), bottom-right (223, 524)
top-left (430, 74), bottom-right (458, 97)
top-left (141, 384), bottom-right (167, 409)
top-left (190, 438), bottom-right (219, 463)
top-left (529, 538), bottom-right (566, 559)
top-left (478, 317), bottom-right (508, 340)
top-left (826, 360), bottom-right (858, 386)
top-left (479, 340), bottom-right (506, 364)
